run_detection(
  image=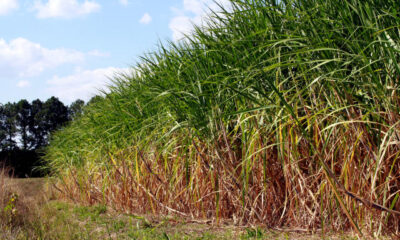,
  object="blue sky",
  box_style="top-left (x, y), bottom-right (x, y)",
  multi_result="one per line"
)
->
top-left (0, 0), bottom-right (228, 104)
